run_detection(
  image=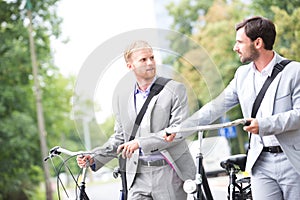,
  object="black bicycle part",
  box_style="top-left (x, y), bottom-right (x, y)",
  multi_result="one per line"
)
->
top-left (196, 152), bottom-right (214, 200)
top-left (53, 154), bottom-right (91, 200)
top-left (220, 154), bottom-right (252, 200)
top-left (79, 182), bottom-right (89, 200)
